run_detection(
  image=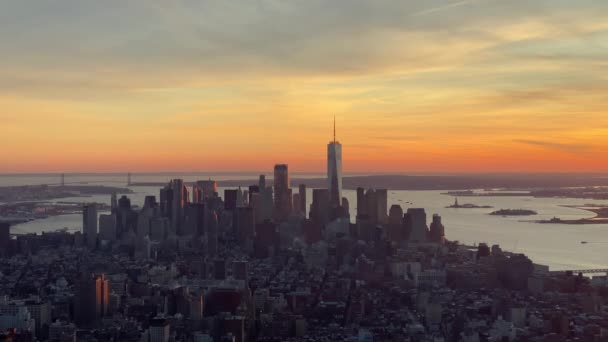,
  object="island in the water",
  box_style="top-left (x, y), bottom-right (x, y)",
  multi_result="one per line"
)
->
top-left (446, 198), bottom-right (493, 209)
top-left (490, 209), bottom-right (538, 216)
